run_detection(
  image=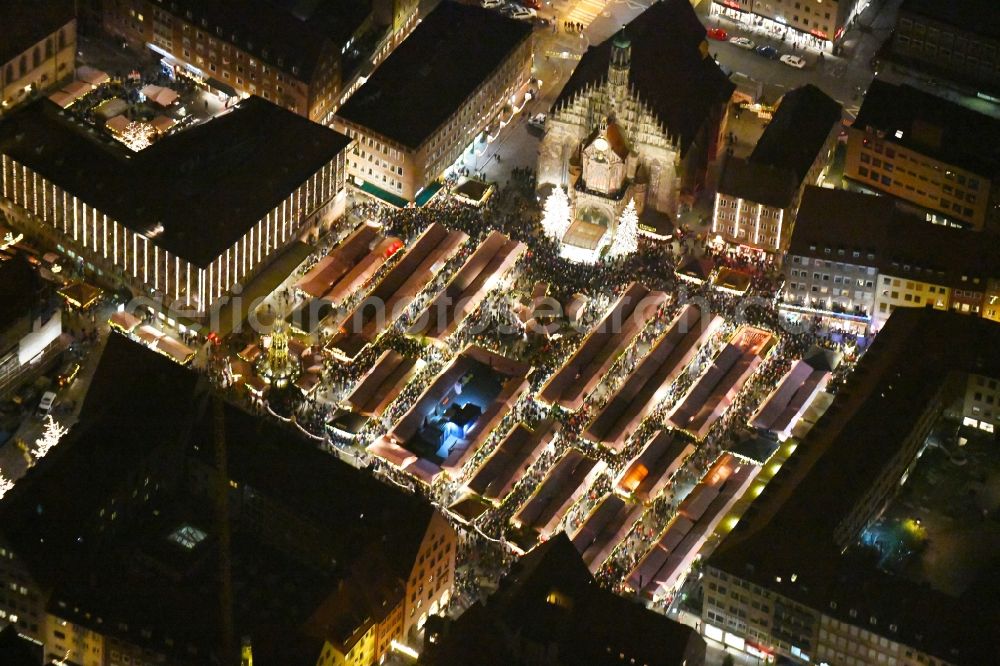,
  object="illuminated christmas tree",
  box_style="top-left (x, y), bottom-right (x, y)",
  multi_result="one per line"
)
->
top-left (0, 471), bottom-right (13, 500)
top-left (609, 198), bottom-right (638, 258)
top-left (541, 186), bottom-right (571, 242)
top-left (34, 415), bottom-right (69, 460)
